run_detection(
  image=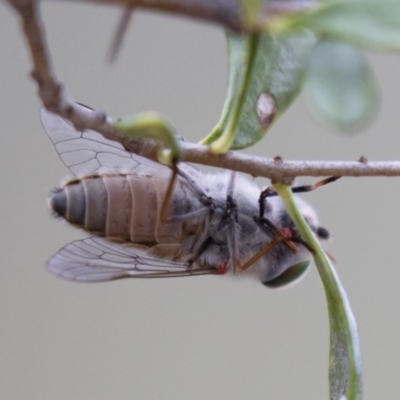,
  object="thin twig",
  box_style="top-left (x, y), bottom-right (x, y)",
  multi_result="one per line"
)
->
top-left (7, 0), bottom-right (317, 38)
top-left (7, 0), bottom-right (157, 157)
top-left (107, 7), bottom-right (134, 64)
top-left (179, 142), bottom-right (400, 180)
top-left (66, 0), bottom-right (243, 31)
top-left (7, 0), bottom-right (400, 183)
